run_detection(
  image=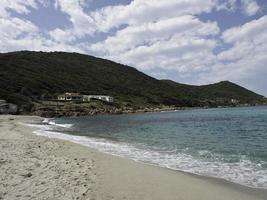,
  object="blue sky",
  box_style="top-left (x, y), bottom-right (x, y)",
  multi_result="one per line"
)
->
top-left (1, 0), bottom-right (267, 96)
